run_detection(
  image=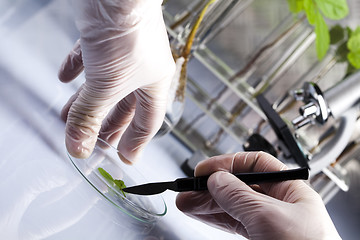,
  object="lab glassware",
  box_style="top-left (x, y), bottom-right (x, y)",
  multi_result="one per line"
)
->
top-left (67, 138), bottom-right (167, 224)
